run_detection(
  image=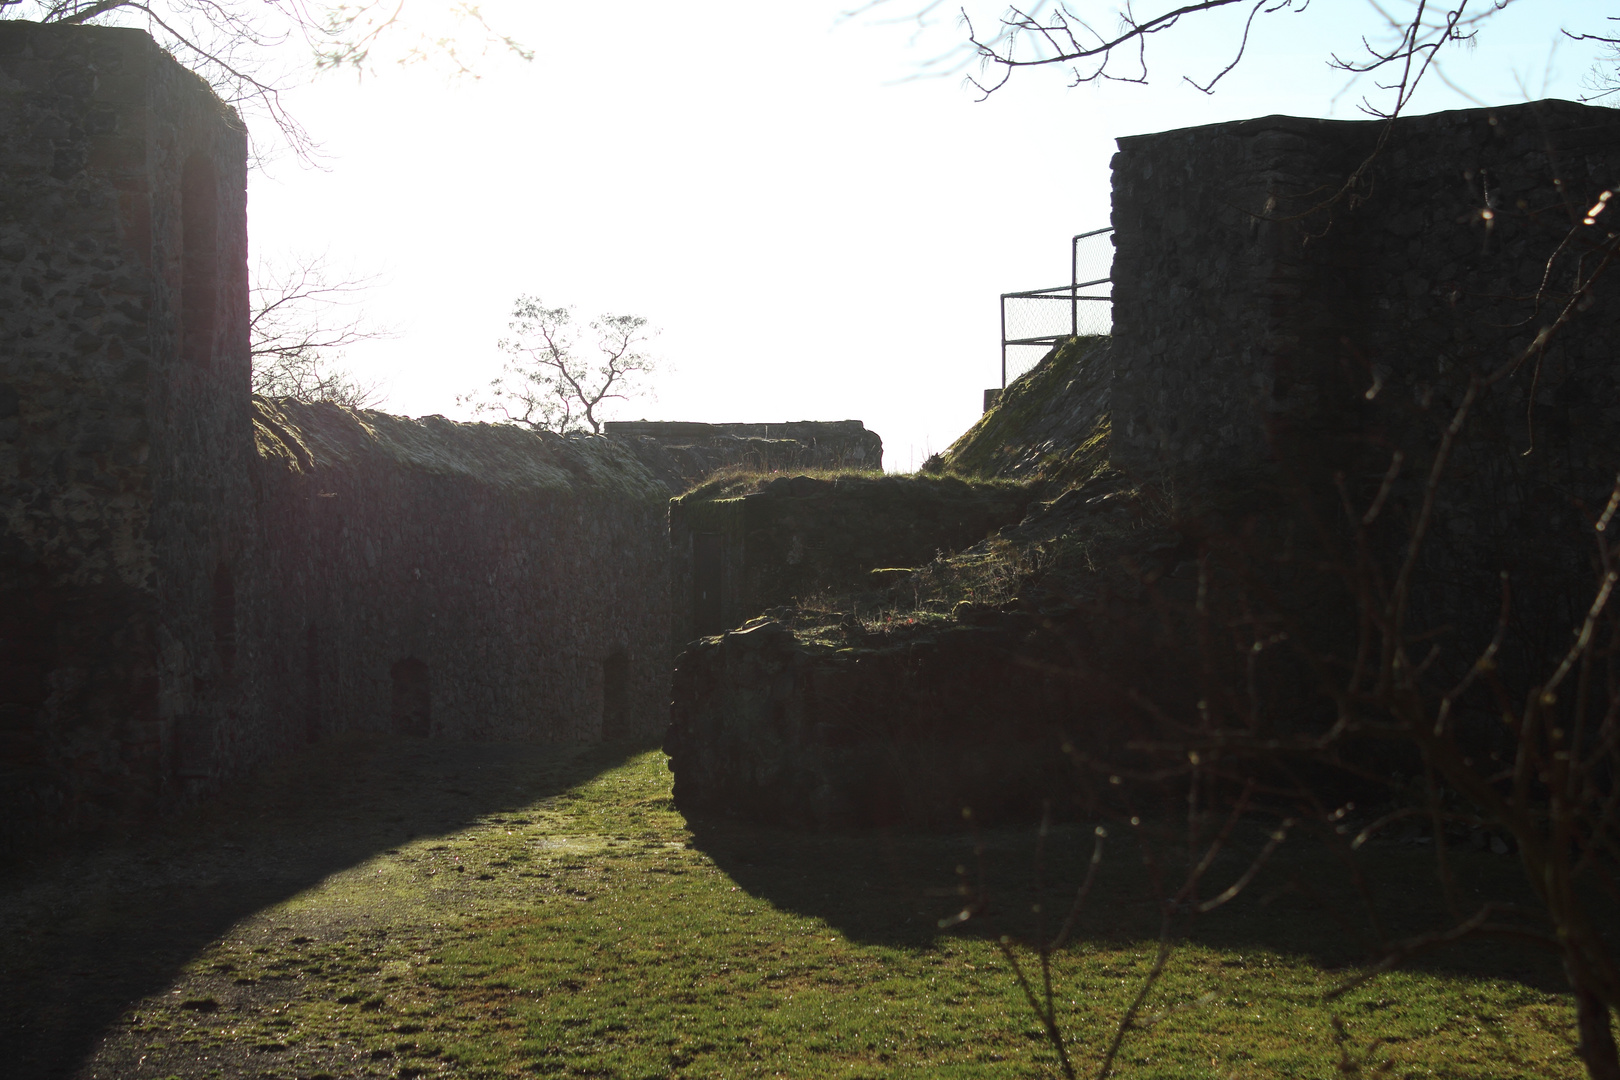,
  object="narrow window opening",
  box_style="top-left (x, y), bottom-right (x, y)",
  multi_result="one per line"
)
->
top-left (390, 657), bottom-right (431, 737)
top-left (602, 649), bottom-right (630, 740)
top-left (211, 561), bottom-right (235, 677)
top-left (180, 154), bottom-right (218, 367)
